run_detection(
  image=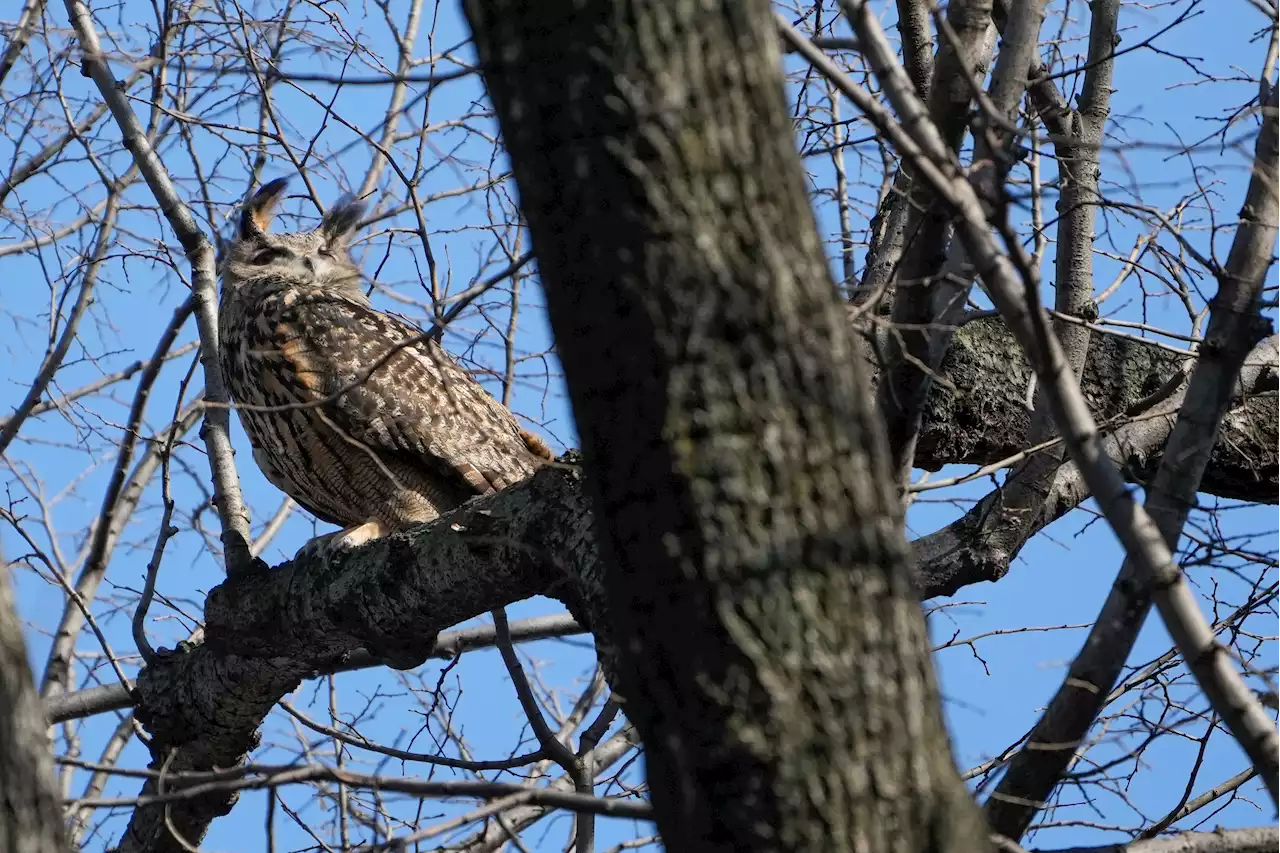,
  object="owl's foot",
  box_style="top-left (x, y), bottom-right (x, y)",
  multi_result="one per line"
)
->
top-left (293, 519), bottom-right (390, 565)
